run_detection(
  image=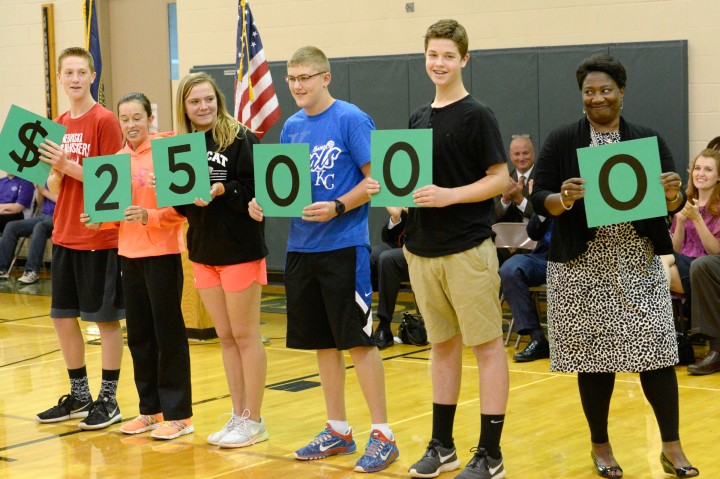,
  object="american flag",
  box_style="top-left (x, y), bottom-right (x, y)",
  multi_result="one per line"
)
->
top-left (234, 0), bottom-right (280, 140)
